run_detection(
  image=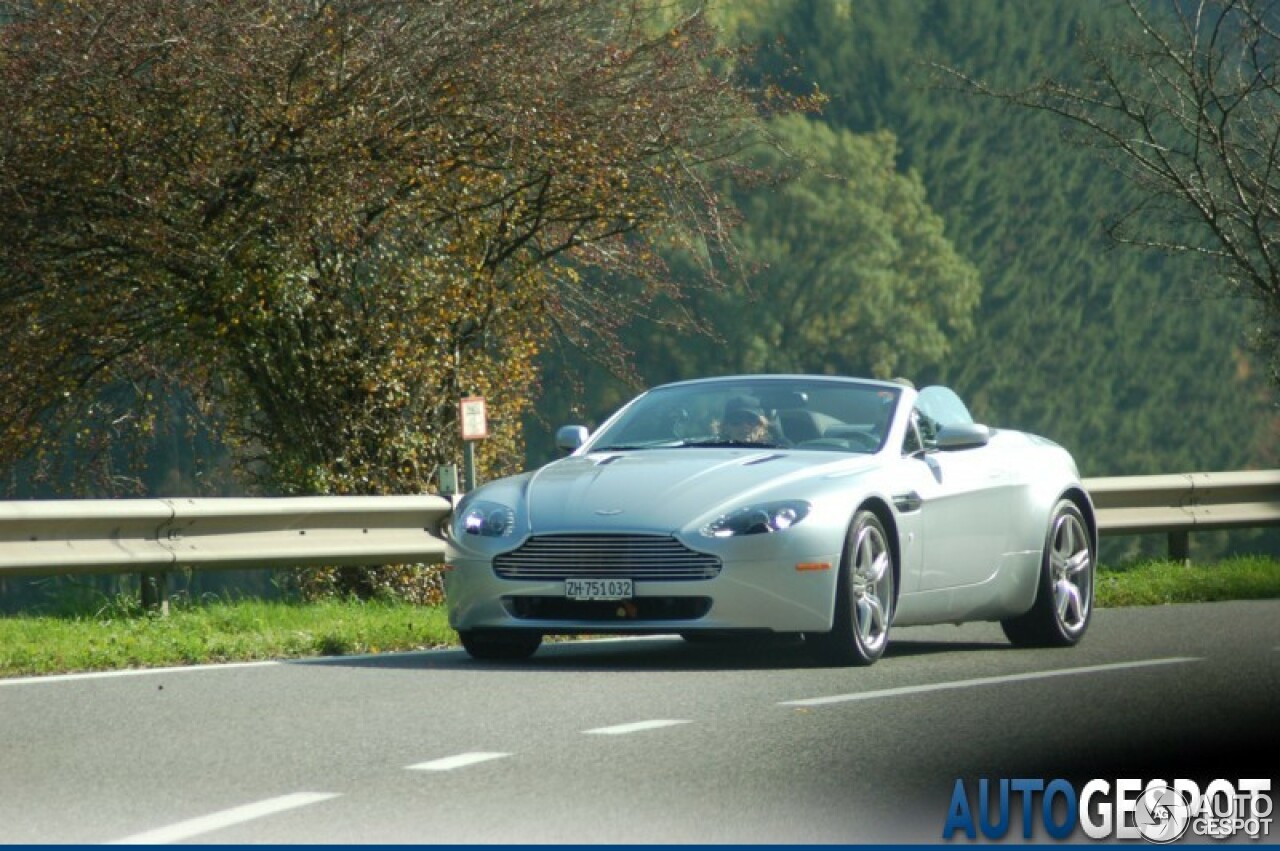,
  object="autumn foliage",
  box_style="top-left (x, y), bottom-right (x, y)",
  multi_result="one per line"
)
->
top-left (0, 0), bottom-right (787, 506)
